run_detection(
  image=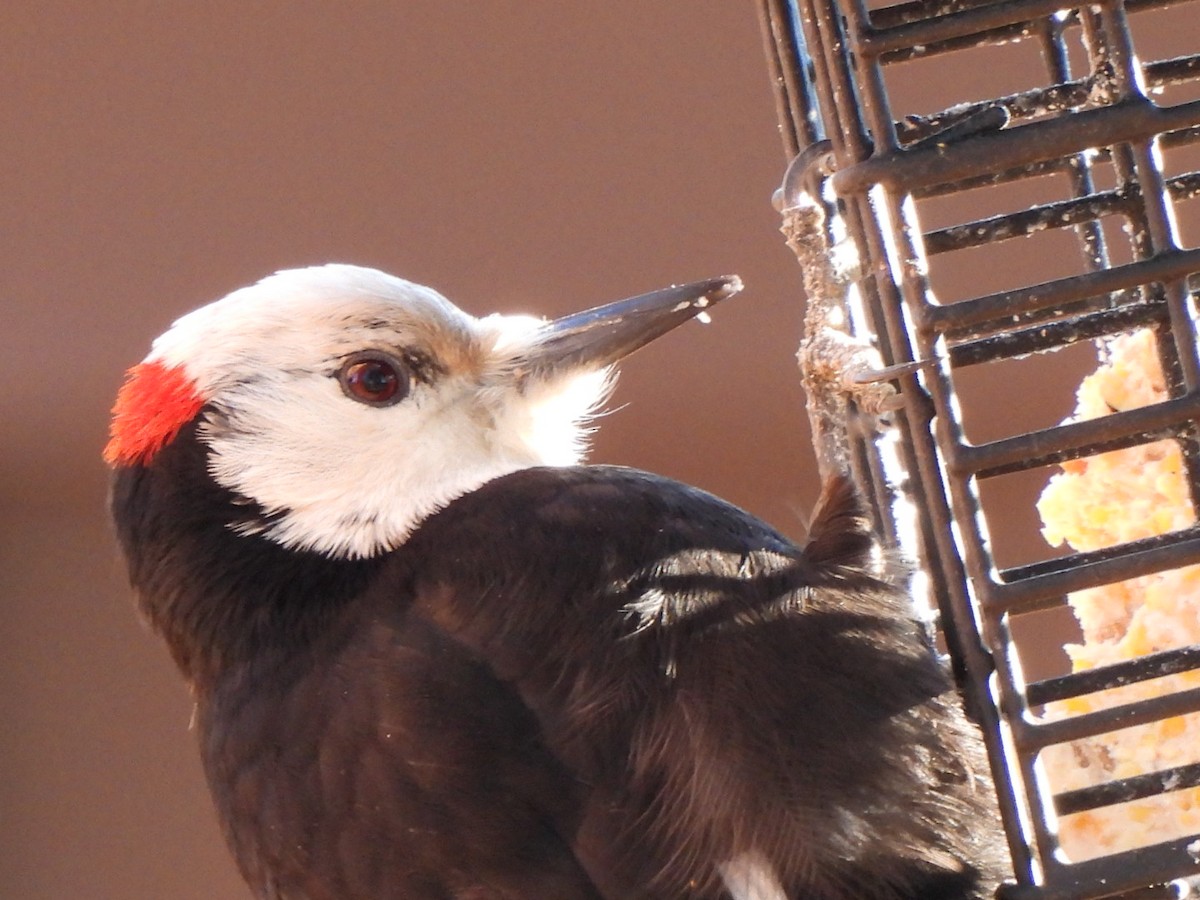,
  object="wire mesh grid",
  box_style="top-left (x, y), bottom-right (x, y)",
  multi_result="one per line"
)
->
top-left (757, 0), bottom-right (1200, 896)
